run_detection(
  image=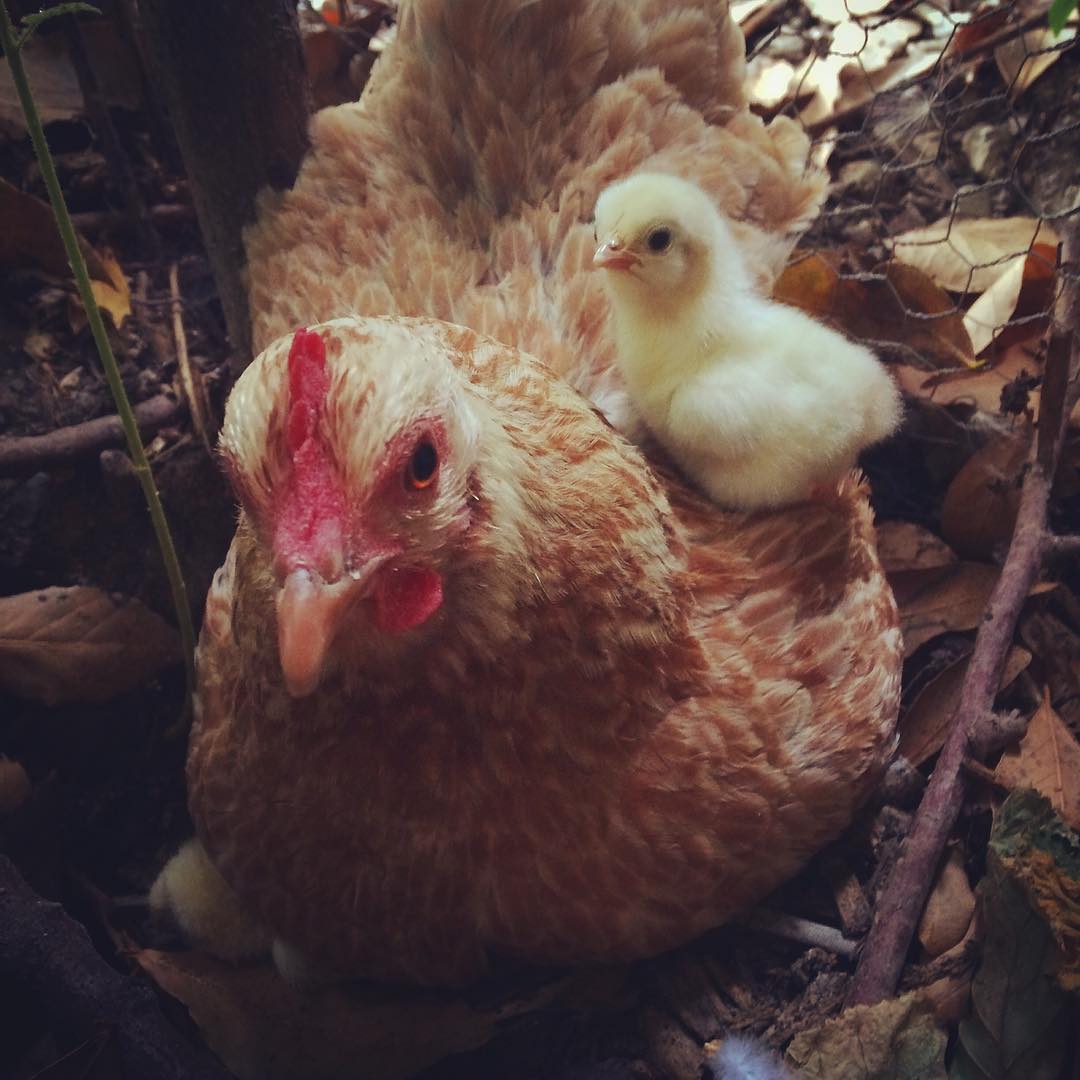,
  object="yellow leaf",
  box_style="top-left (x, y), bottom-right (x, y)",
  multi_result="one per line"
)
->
top-left (89, 250), bottom-right (132, 327)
